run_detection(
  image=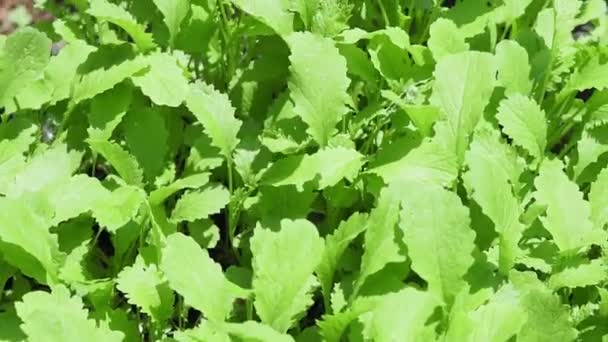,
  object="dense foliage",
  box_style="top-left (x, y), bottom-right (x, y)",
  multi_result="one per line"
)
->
top-left (0, 0), bottom-right (608, 341)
